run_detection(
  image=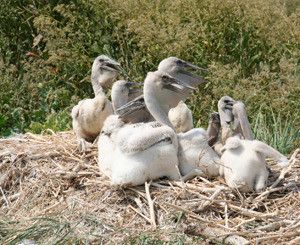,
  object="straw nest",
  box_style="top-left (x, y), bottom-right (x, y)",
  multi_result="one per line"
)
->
top-left (0, 131), bottom-right (299, 244)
